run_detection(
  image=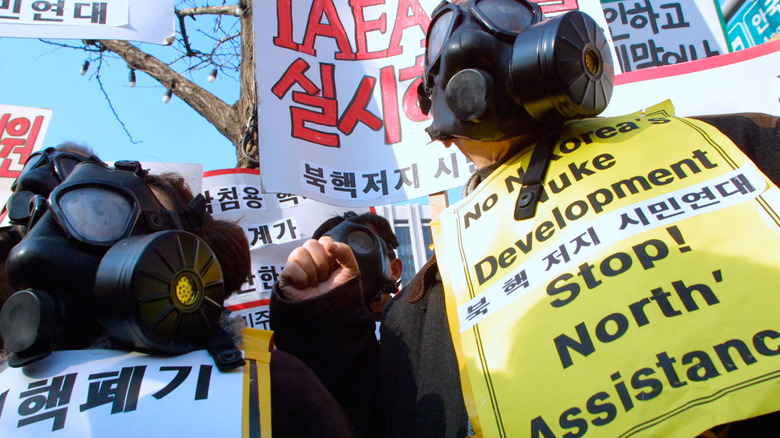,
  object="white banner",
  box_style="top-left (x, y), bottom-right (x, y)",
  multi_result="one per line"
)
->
top-left (604, 38), bottom-right (780, 117)
top-left (601, 0), bottom-right (729, 72)
top-left (0, 104), bottom-right (52, 225)
top-left (0, 0), bottom-right (174, 45)
top-left (254, 0), bottom-right (614, 206)
top-left (0, 349), bottom-right (243, 437)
